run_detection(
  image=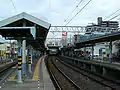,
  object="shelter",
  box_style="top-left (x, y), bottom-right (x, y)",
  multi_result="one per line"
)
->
top-left (0, 12), bottom-right (51, 83)
top-left (0, 12), bottom-right (51, 50)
